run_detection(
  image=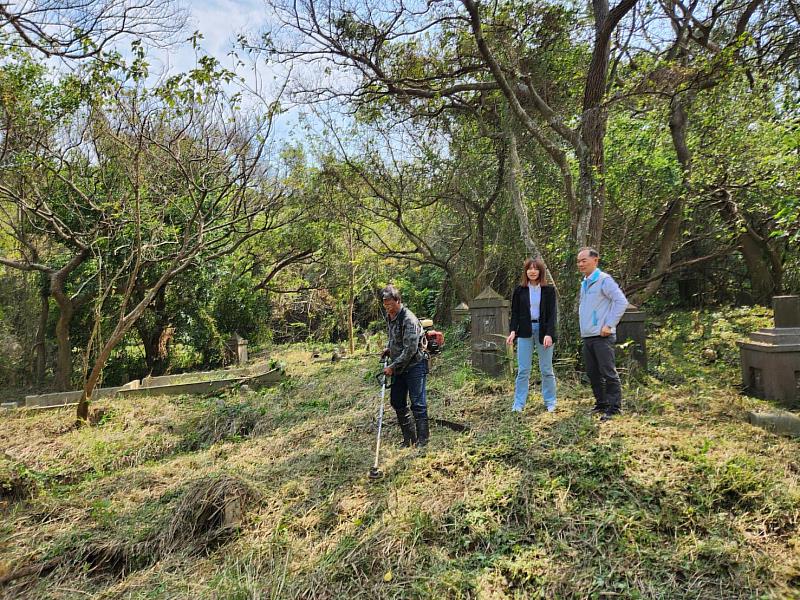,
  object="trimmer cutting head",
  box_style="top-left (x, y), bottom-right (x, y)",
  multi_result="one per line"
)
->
top-left (368, 466), bottom-right (384, 480)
